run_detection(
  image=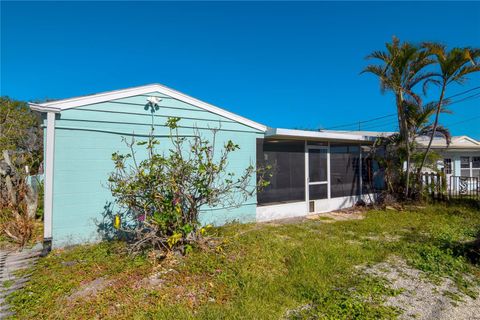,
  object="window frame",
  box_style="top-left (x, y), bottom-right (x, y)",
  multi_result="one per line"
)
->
top-left (443, 158), bottom-right (452, 175)
top-left (459, 156), bottom-right (480, 178)
top-left (306, 145), bottom-right (329, 201)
